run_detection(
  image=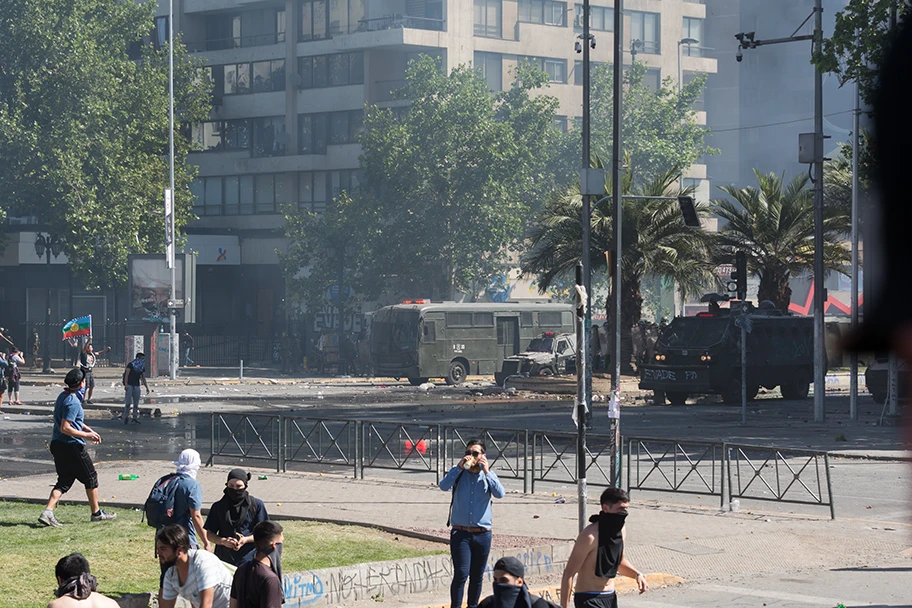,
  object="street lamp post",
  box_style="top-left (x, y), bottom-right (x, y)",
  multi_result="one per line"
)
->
top-left (35, 233), bottom-right (63, 373)
top-left (677, 37), bottom-right (699, 92)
